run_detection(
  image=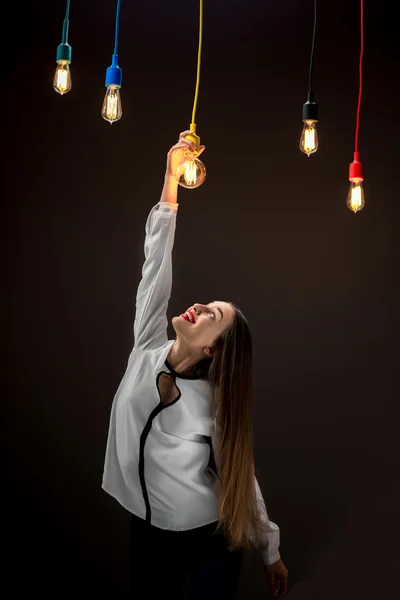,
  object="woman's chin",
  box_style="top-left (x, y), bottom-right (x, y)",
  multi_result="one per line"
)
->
top-left (171, 315), bottom-right (193, 338)
top-left (171, 315), bottom-right (185, 332)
